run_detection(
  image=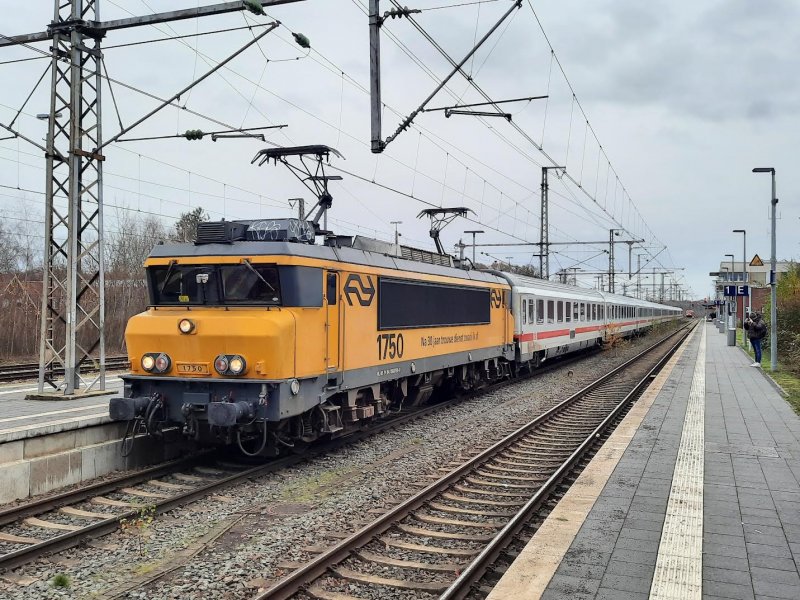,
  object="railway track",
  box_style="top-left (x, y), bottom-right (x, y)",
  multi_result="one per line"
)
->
top-left (0, 356), bottom-right (128, 383)
top-left (257, 322), bottom-right (694, 600)
top-left (0, 343), bottom-right (606, 575)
